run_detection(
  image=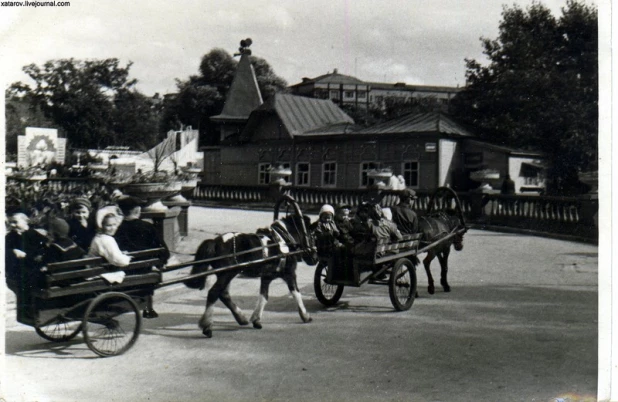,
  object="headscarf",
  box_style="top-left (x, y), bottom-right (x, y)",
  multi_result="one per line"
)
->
top-left (95, 205), bottom-right (124, 230)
